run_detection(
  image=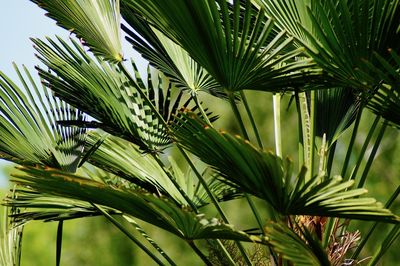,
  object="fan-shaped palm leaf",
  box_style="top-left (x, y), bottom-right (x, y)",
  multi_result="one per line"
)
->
top-left (261, 0), bottom-right (400, 89)
top-left (33, 37), bottom-right (212, 152)
top-left (359, 50), bottom-right (400, 128)
top-left (172, 112), bottom-right (399, 223)
top-left (264, 221), bottom-right (330, 266)
top-left (0, 64), bottom-right (87, 172)
top-left (122, 0), bottom-right (319, 92)
top-left (85, 131), bottom-right (237, 207)
top-left (31, 0), bottom-right (123, 63)
top-left (10, 165), bottom-right (262, 243)
top-left (312, 87), bottom-right (361, 145)
top-left (0, 194), bottom-right (23, 266)
top-left (3, 188), bottom-right (101, 225)
top-left (86, 131), bottom-right (189, 205)
top-left (121, 6), bottom-right (222, 97)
